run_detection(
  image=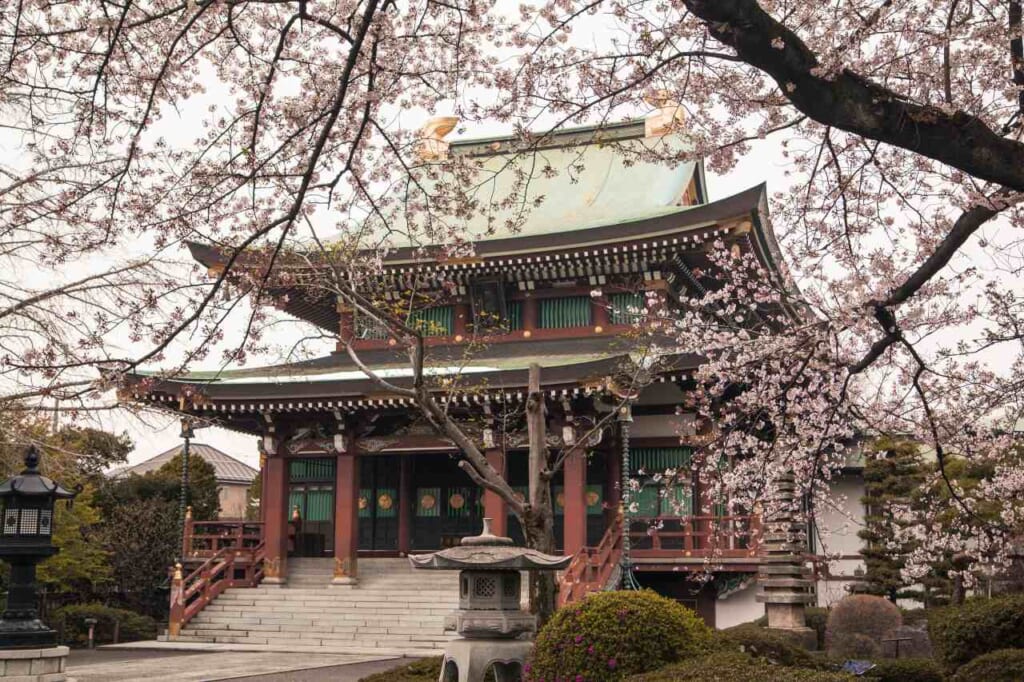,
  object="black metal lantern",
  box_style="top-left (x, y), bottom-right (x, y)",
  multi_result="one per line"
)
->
top-left (0, 446), bottom-right (76, 648)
